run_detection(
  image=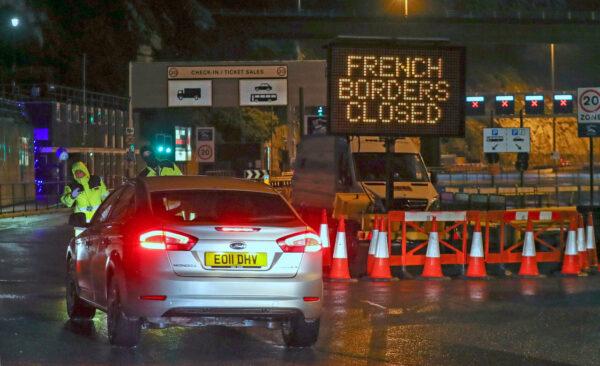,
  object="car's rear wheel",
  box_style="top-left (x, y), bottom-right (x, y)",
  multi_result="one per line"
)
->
top-left (281, 316), bottom-right (320, 347)
top-left (66, 260), bottom-right (96, 321)
top-left (107, 279), bottom-right (141, 347)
